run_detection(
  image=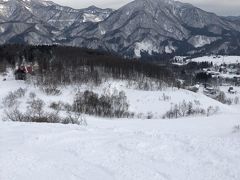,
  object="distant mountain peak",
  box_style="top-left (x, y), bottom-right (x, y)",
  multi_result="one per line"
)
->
top-left (0, 0), bottom-right (240, 58)
top-left (85, 5), bottom-right (114, 12)
top-left (137, 0), bottom-right (174, 2)
top-left (135, 0), bottom-right (175, 5)
top-left (87, 5), bottom-right (99, 9)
